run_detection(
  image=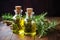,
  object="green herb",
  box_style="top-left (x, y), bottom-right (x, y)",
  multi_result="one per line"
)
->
top-left (2, 13), bottom-right (13, 20)
top-left (35, 12), bottom-right (57, 38)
